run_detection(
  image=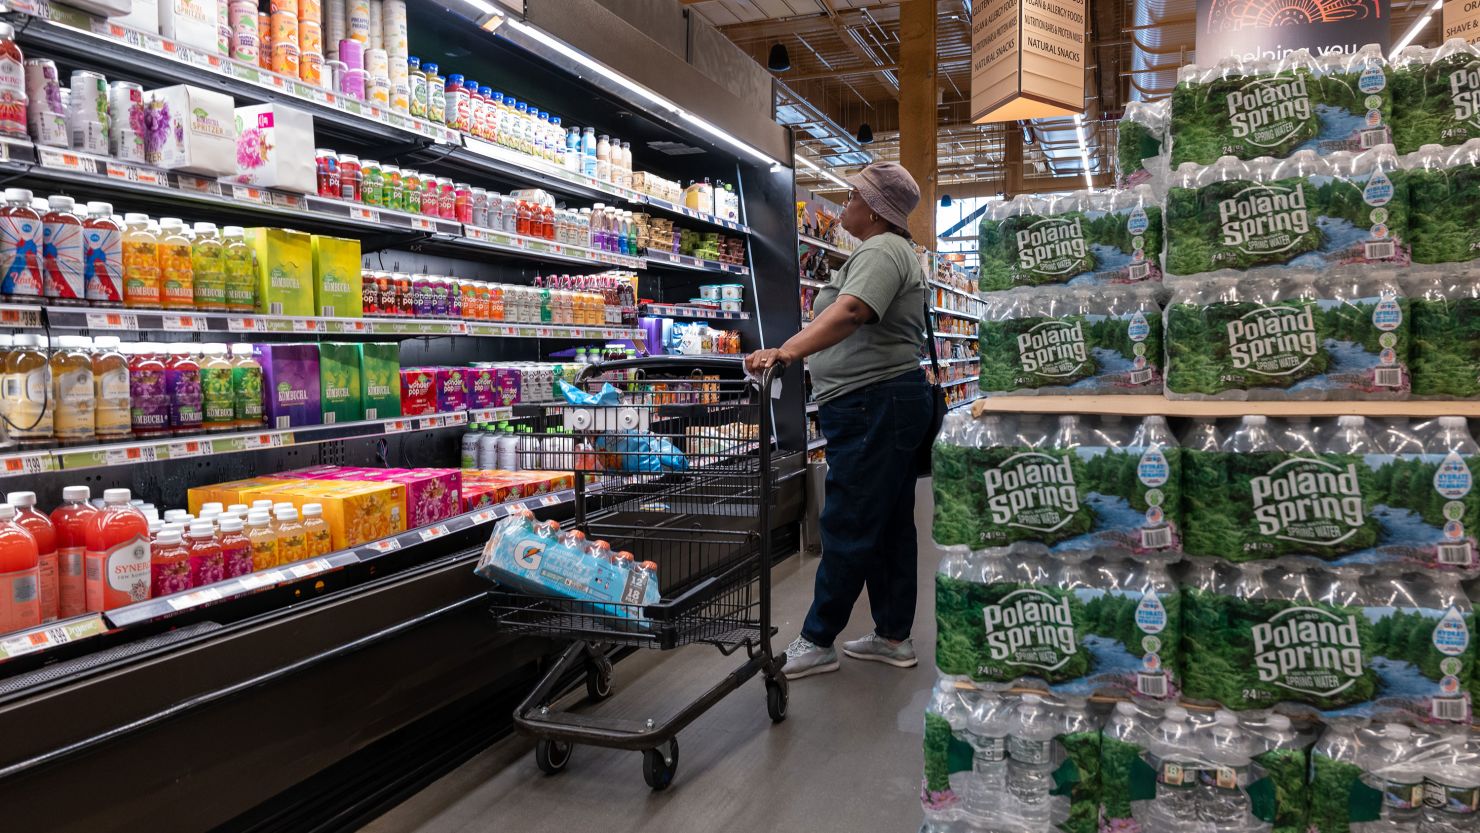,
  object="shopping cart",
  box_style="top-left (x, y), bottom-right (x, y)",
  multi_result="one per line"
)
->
top-left (485, 355), bottom-right (787, 790)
